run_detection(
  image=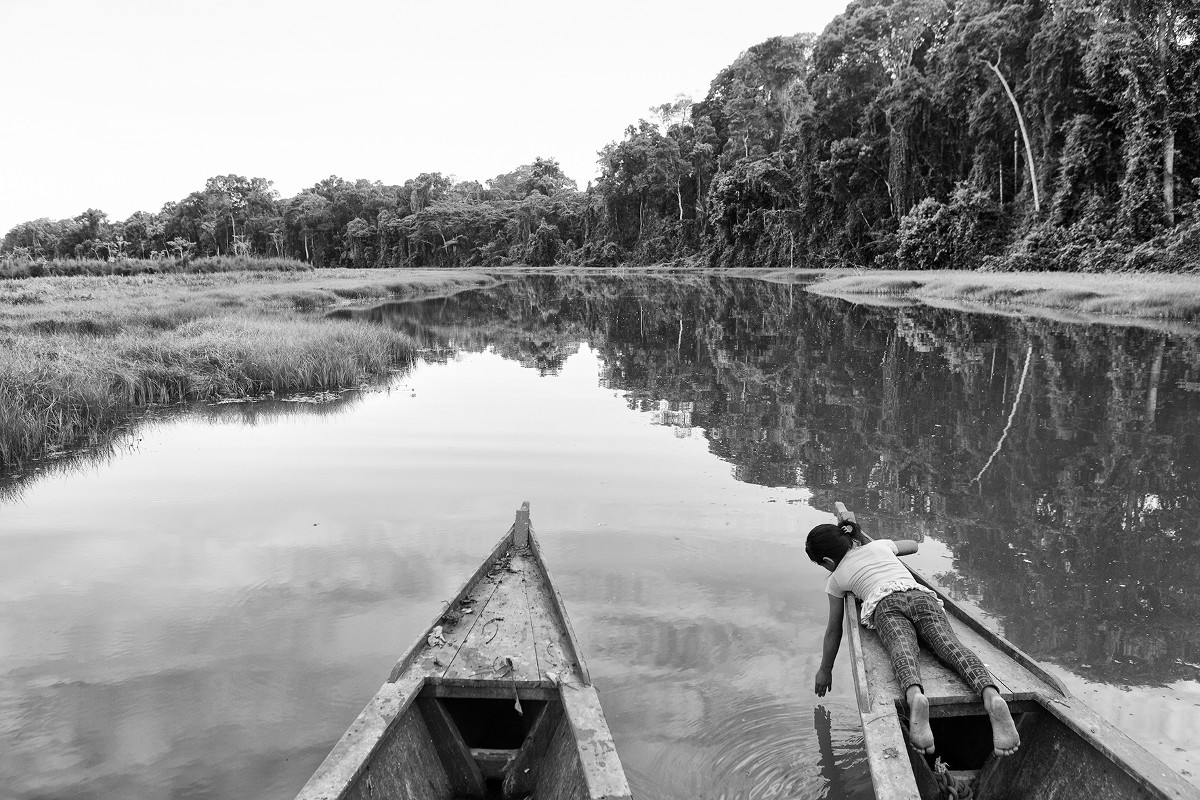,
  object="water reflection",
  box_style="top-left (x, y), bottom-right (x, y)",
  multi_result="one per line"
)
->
top-left (0, 389), bottom-right (368, 505)
top-left (355, 277), bottom-right (1200, 687)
